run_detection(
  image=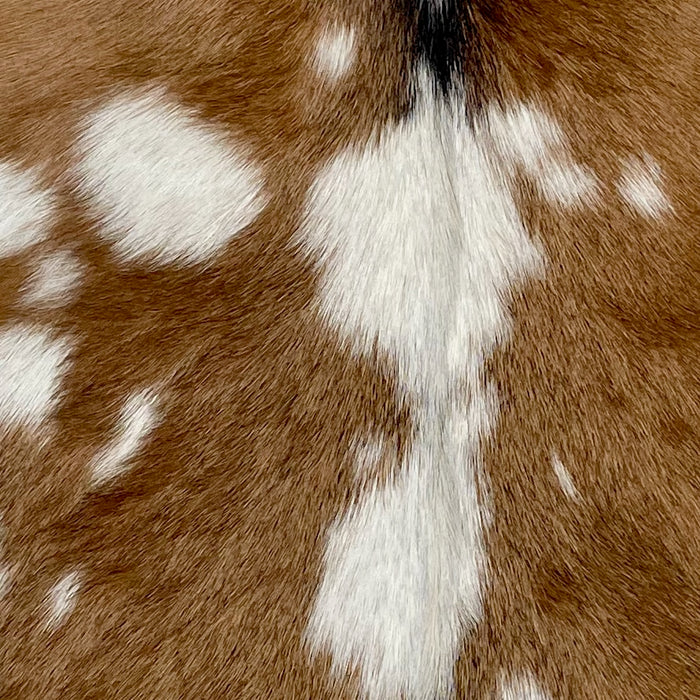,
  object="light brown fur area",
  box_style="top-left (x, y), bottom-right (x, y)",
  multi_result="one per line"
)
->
top-left (0, 1), bottom-right (697, 698)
